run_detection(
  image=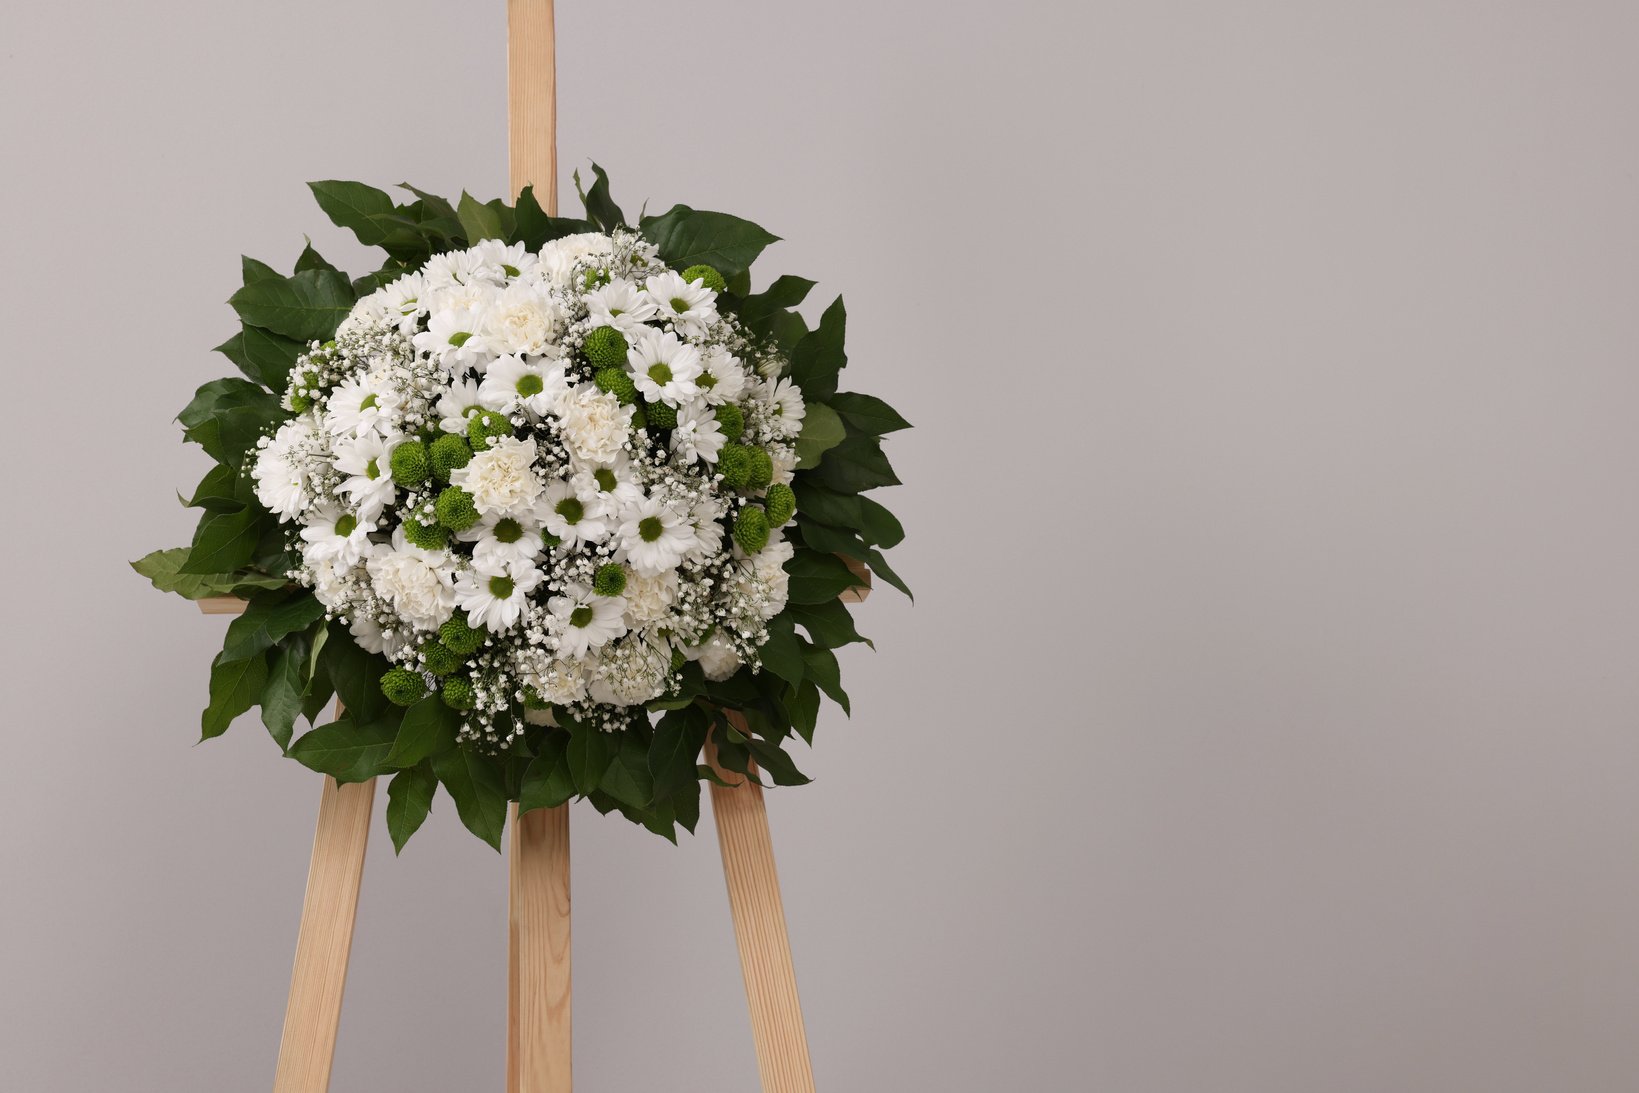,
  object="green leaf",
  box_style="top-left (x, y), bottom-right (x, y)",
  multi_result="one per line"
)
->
top-left (514, 185), bottom-right (595, 249)
top-left (307, 180), bottom-right (423, 252)
top-left (184, 464), bottom-right (245, 512)
top-left (747, 738), bottom-right (811, 787)
top-left (790, 483), bottom-right (860, 528)
top-left (220, 592), bottom-right (325, 663)
top-left (386, 763), bottom-right (438, 853)
top-left (787, 681), bottom-right (821, 744)
top-left (734, 274), bottom-right (814, 333)
top-left (289, 714), bottom-right (397, 783)
top-left (228, 267), bottom-right (354, 342)
top-left (600, 736), bottom-right (656, 809)
top-left (520, 733), bottom-right (576, 813)
top-left (788, 297), bottom-right (846, 400)
top-left (808, 434), bottom-right (899, 493)
top-left (241, 255), bottom-right (281, 285)
top-left (574, 163), bottom-right (626, 231)
top-left (214, 324), bottom-right (305, 391)
top-left (784, 598), bottom-right (870, 649)
top-left (260, 635), bottom-right (310, 751)
top-left (385, 696), bottom-right (460, 768)
top-left (431, 749), bottom-right (509, 851)
top-left (567, 727), bottom-right (612, 795)
top-left (758, 614), bottom-right (807, 685)
top-left (177, 377), bottom-right (278, 429)
top-left (829, 391), bottom-right (911, 435)
top-left (800, 644), bottom-right (850, 715)
top-left (294, 239), bottom-right (340, 274)
top-left (457, 191), bottom-right (506, 242)
top-left (794, 403), bottom-right (846, 470)
top-left (201, 650), bottom-right (269, 740)
top-left (857, 496), bottom-right (906, 548)
top-left (131, 548), bottom-right (284, 600)
top-left (181, 508), bottom-right (263, 574)
top-left (318, 620), bottom-right (391, 724)
top-left (640, 205), bottom-right (779, 278)
top-left (784, 550), bottom-right (867, 604)
top-left (648, 708), bottom-right (709, 798)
